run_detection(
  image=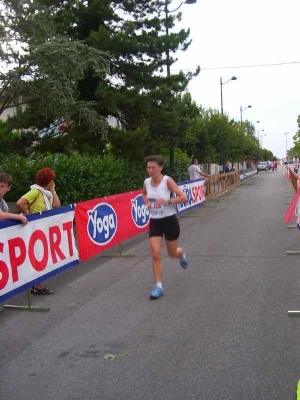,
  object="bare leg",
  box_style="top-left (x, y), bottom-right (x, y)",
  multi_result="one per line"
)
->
top-left (165, 240), bottom-right (183, 259)
top-left (149, 236), bottom-right (163, 284)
